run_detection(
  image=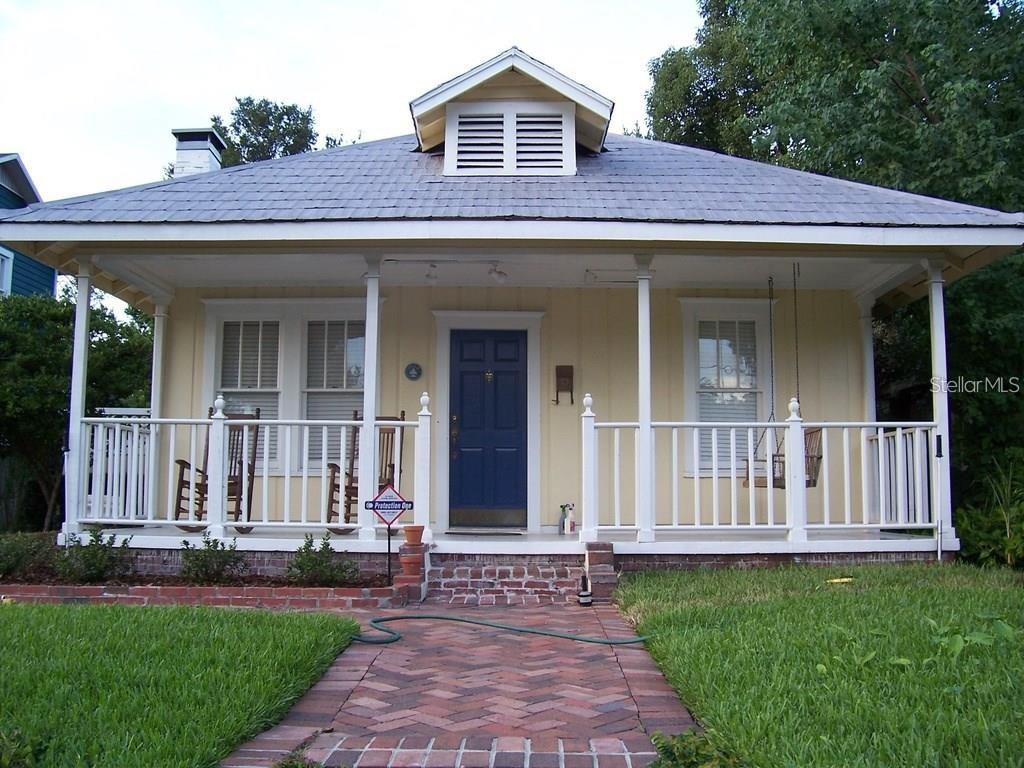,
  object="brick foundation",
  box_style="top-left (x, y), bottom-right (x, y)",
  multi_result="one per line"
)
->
top-left (0, 583), bottom-right (408, 610)
top-left (425, 553), bottom-right (585, 605)
top-left (130, 548), bottom-right (398, 580)
top-left (614, 549), bottom-right (949, 572)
